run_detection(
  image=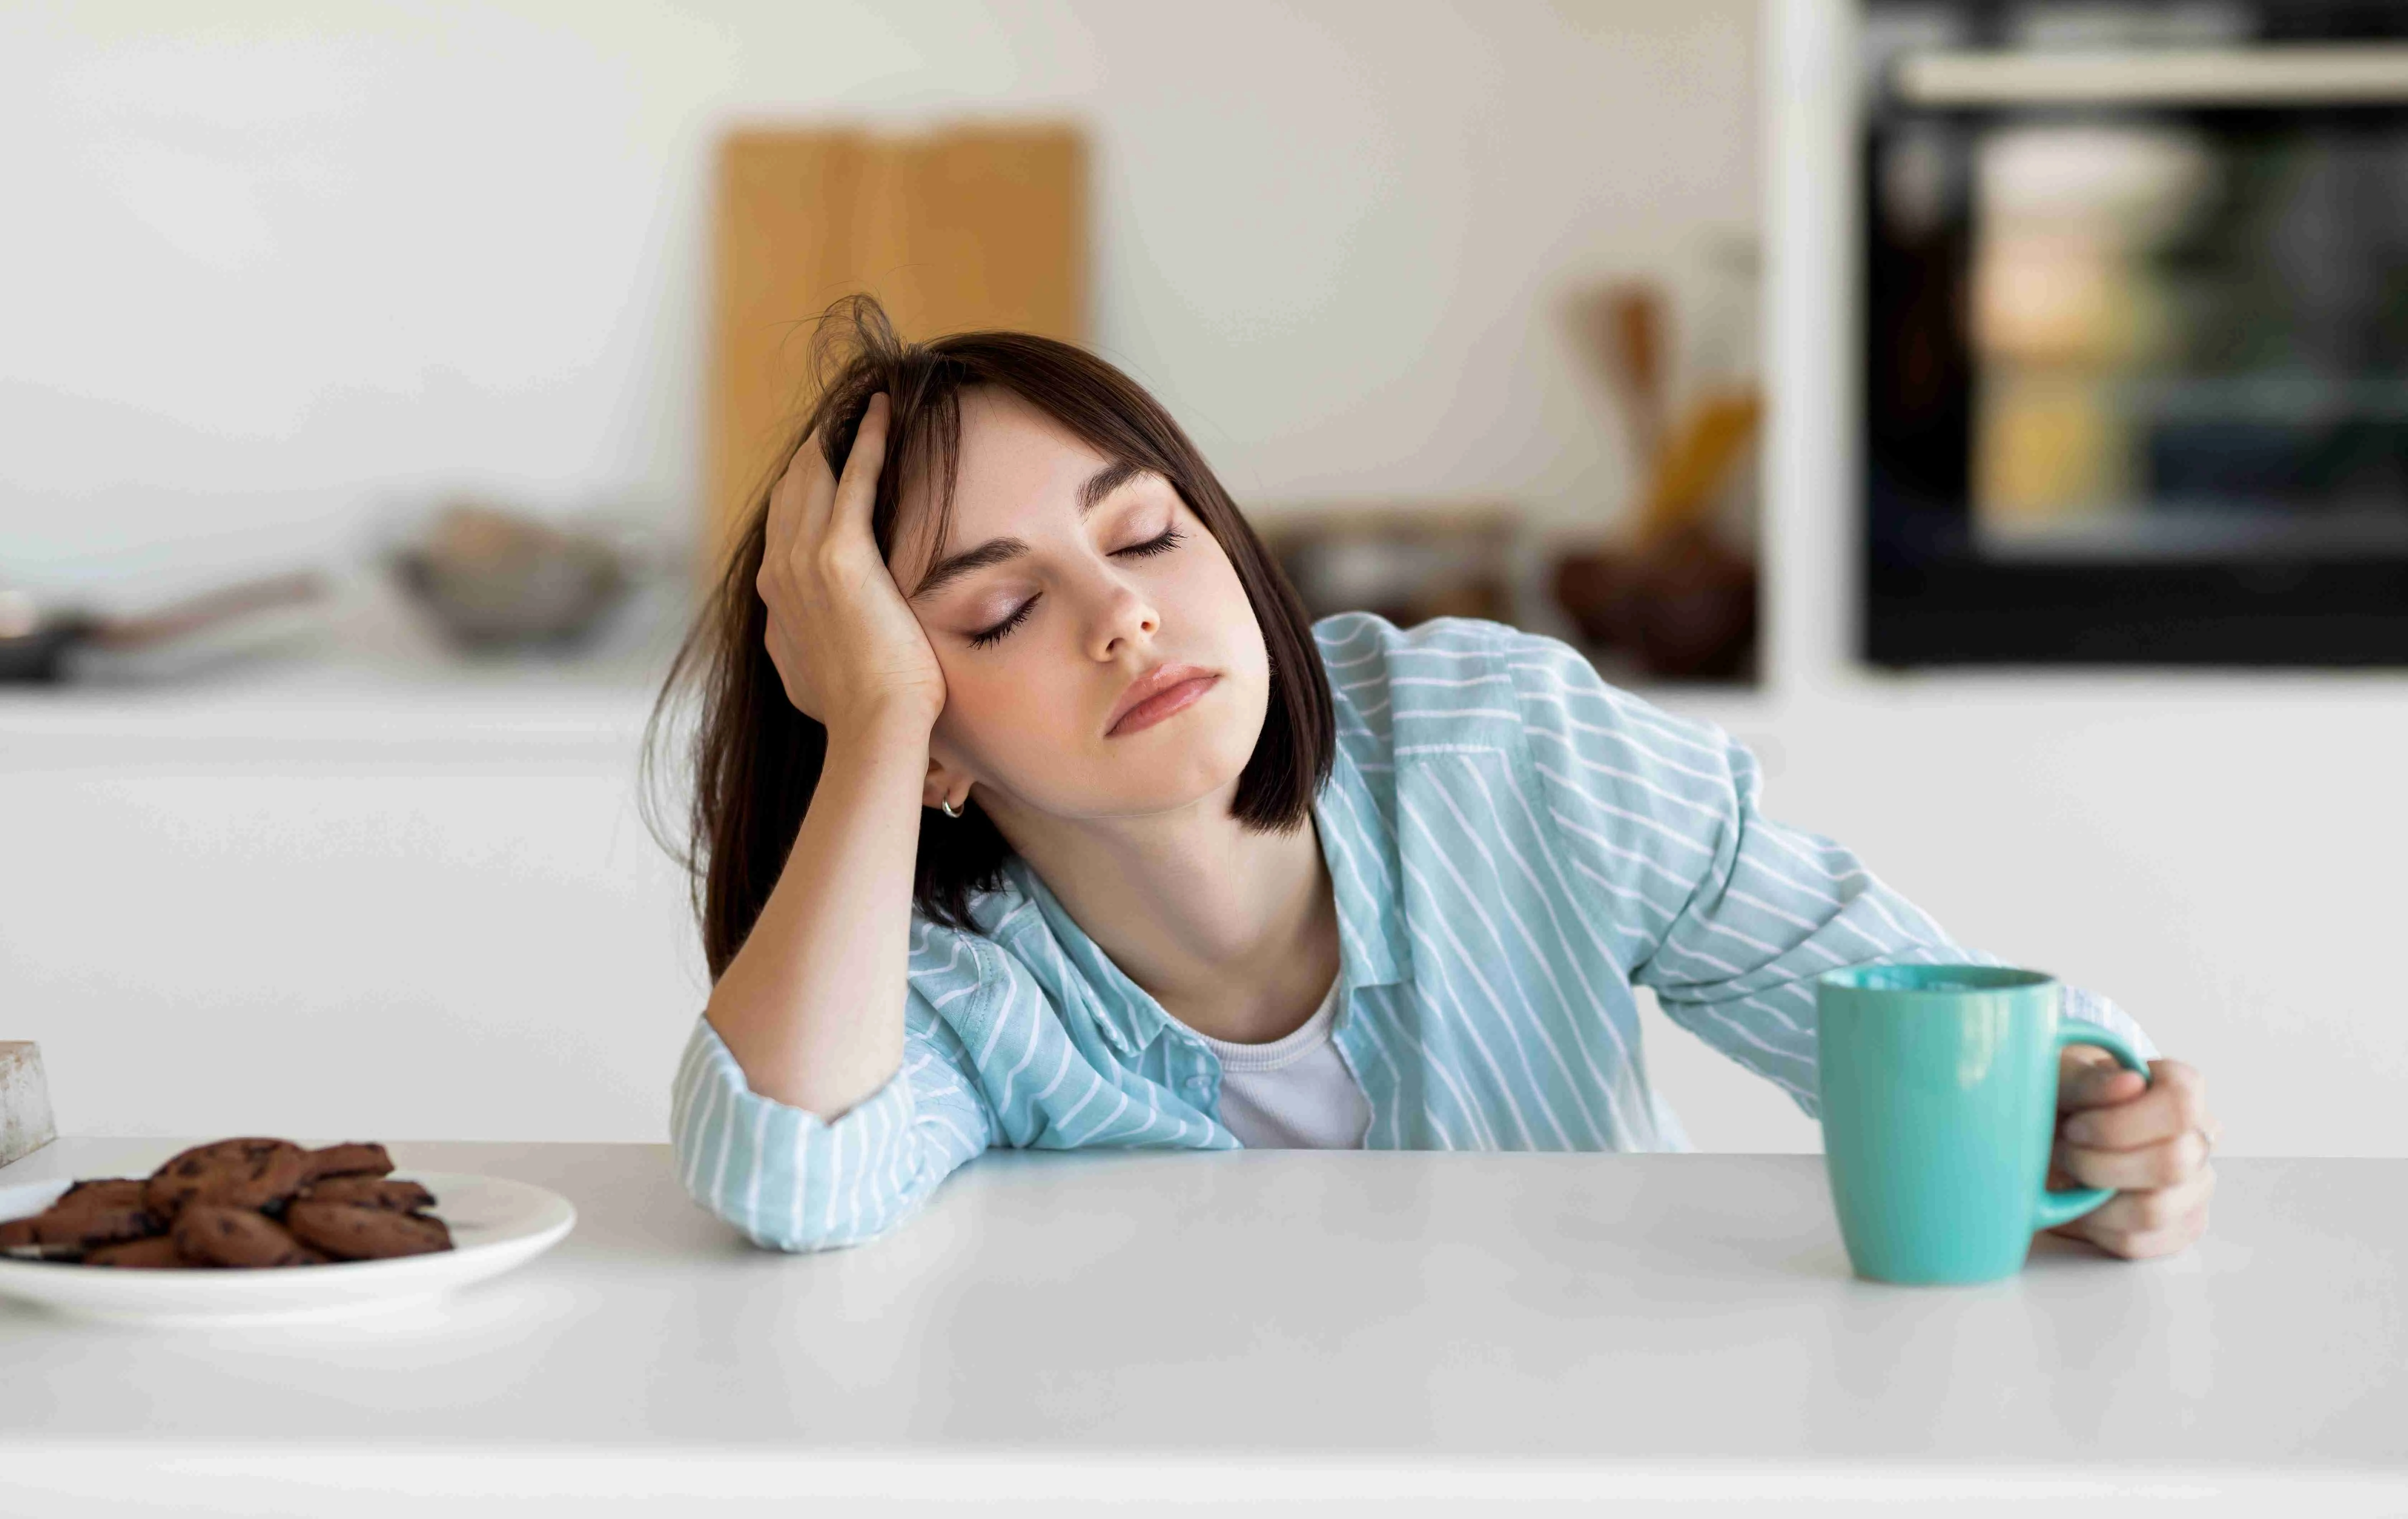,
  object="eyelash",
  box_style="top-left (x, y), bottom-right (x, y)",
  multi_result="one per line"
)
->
top-left (966, 528), bottom-right (1186, 648)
